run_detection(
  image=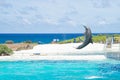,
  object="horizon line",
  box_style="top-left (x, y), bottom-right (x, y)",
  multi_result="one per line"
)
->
top-left (0, 33), bottom-right (120, 34)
